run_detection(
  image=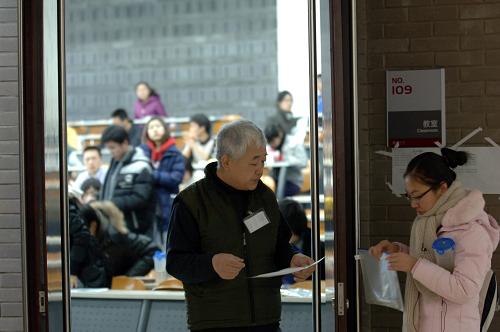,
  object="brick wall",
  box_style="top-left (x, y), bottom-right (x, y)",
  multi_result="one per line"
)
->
top-left (357, 0), bottom-right (500, 331)
top-left (0, 0), bottom-right (23, 331)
